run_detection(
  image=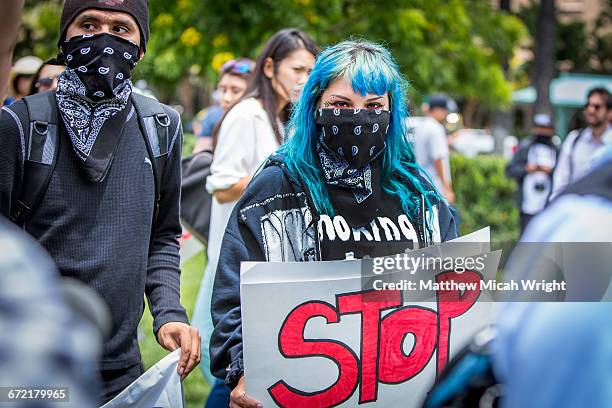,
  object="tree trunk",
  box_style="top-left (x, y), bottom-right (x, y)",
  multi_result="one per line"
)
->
top-left (463, 98), bottom-right (477, 128)
top-left (491, 0), bottom-right (513, 153)
top-left (533, 0), bottom-right (556, 116)
top-left (500, 0), bottom-right (511, 13)
top-left (178, 75), bottom-right (195, 119)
